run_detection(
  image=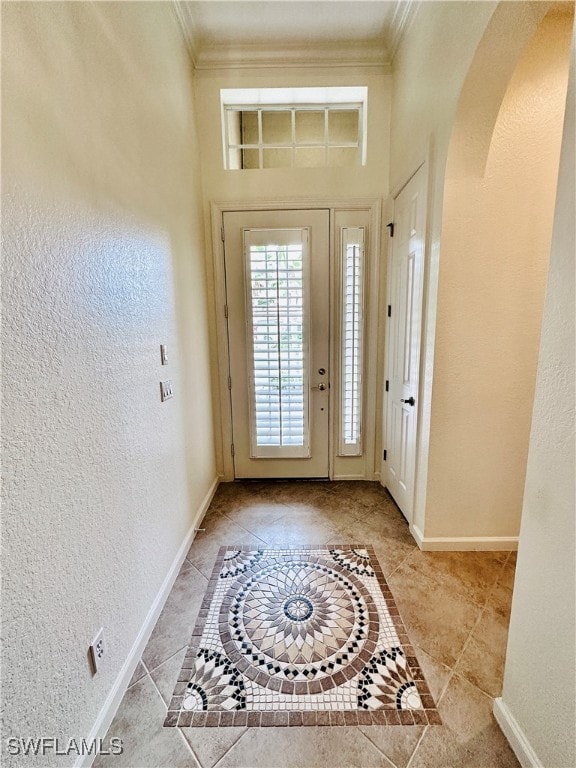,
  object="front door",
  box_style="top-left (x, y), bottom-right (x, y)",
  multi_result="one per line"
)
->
top-left (384, 166), bottom-right (427, 521)
top-left (223, 209), bottom-right (330, 478)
